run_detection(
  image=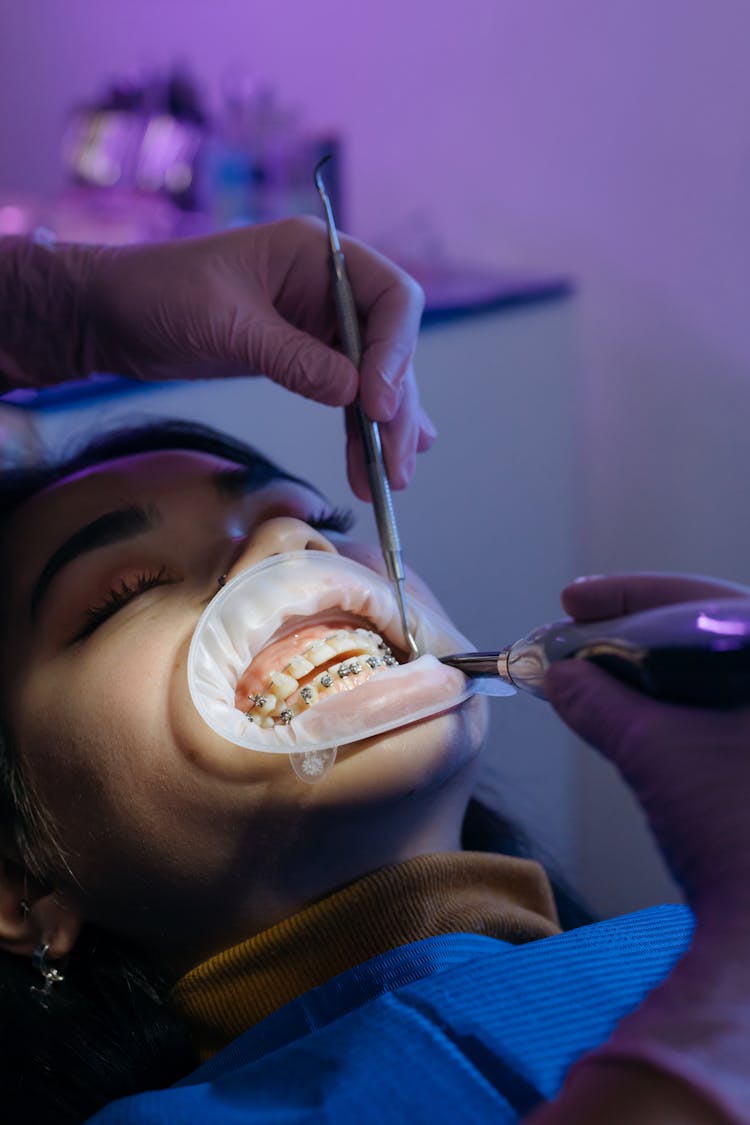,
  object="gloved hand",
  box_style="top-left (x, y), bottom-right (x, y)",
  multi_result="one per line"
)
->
top-left (542, 572), bottom-right (750, 1124)
top-left (0, 220), bottom-right (434, 498)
